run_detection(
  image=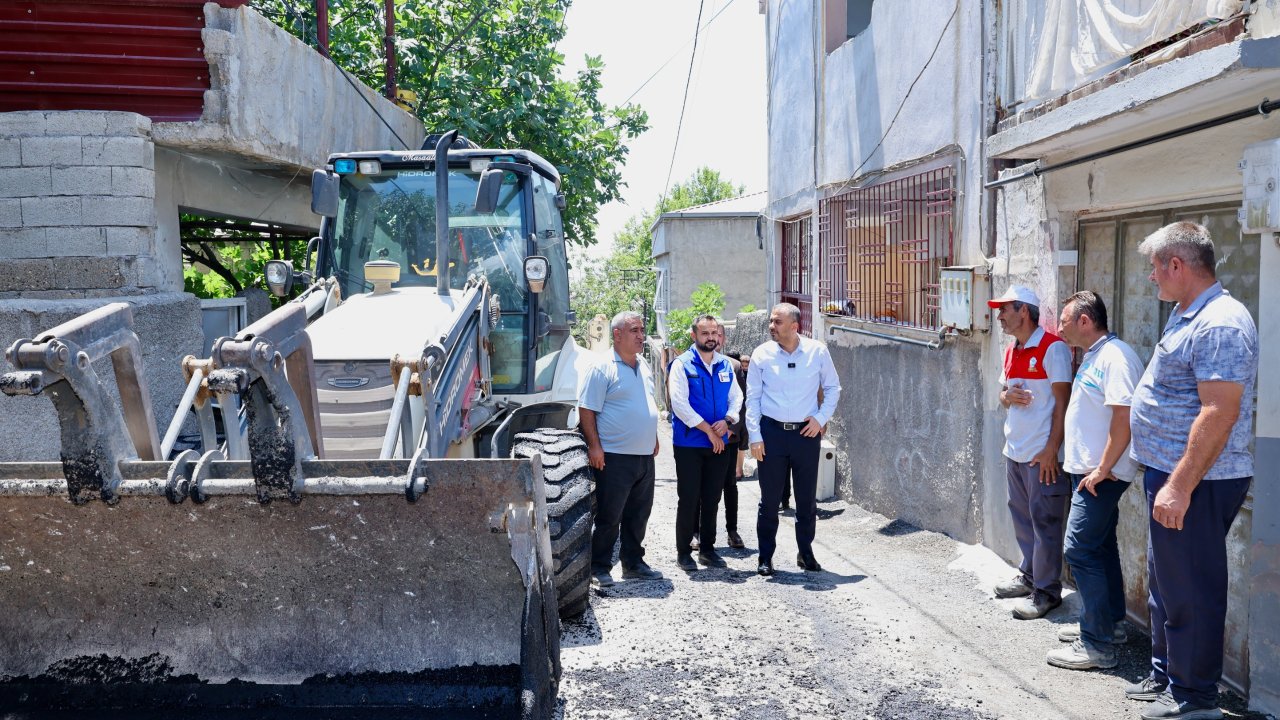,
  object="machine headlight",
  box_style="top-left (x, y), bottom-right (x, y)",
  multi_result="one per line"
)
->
top-left (524, 256), bottom-right (549, 294)
top-left (265, 260), bottom-right (295, 297)
top-left (358, 160), bottom-right (382, 176)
